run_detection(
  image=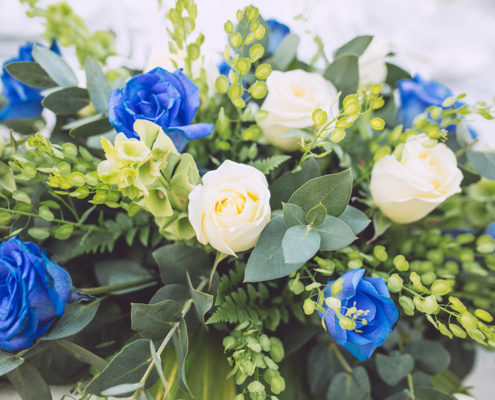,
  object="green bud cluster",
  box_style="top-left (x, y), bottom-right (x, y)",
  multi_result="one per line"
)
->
top-left (223, 322), bottom-right (286, 399)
